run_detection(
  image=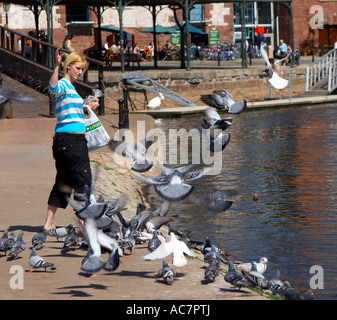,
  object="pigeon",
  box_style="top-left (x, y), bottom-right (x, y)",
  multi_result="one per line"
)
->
top-left (103, 246), bottom-right (121, 272)
top-left (118, 229), bottom-right (137, 255)
top-left (147, 93), bottom-right (164, 110)
top-left (62, 228), bottom-right (79, 252)
top-left (149, 200), bottom-right (171, 218)
top-left (204, 258), bottom-right (220, 283)
top-left (143, 232), bottom-right (195, 267)
top-left (8, 231), bottom-right (17, 248)
top-left (0, 85), bottom-right (37, 105)
top-left (203, 244), bottom-right (227, 265)
top-left (190, 187), bottom-right (239, 213)
top-left (243, 261), bottom-right (269, 289)
top-left (268, 270), bottom-right (286, 295)
top-left (28, 248), bottom-right (56, 272)
top-left (200, 90), bottom-right (246, 114)
top-left (47, 224), bottom-right (75, 241)
top-left (104, 221), bottom-right (122, 240)
top-left (282, 281), bottom-right (314, 300)
top-left (260, 44), bottom-right (289, 90)
top-left (31, 230), bottom-right (49, 250)
top-left (8, 231), bottom-right (26, 260)
top-left (158, 260), bottom-right (176, 285)
top-left (145, 216), bottom-right (174, 233)
top-left (135, 163), bottom-right (213, 202)
top-left (187, 77), bottom-right (201, 85)
top-left (201, 108), bottom-right (232, 135)
top-left (0, 230), bottom-right (11, 256)
top-left (147, 230), bottom-right (163, 252)
top-left (81, 219), bottom-right (105, 273)
top-left (236, 257), bottom-right (268, 275)
top-left (224, 260), bottom-right (253, 290)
